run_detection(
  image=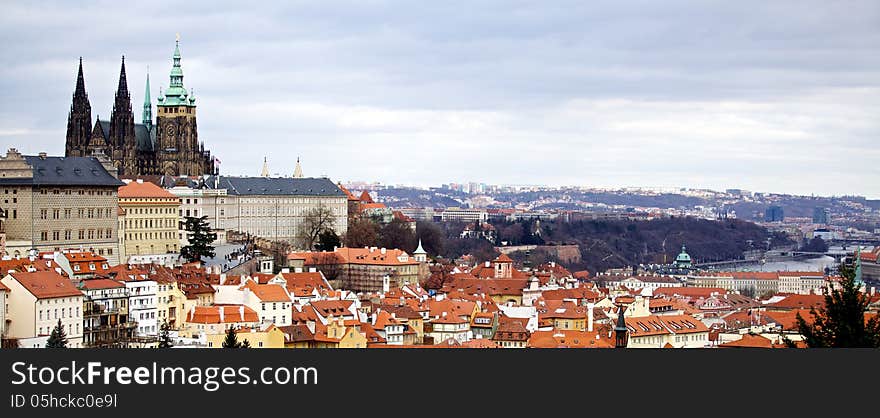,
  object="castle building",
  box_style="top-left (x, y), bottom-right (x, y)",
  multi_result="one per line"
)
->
top-left (65, 39), bottom-right (216, 177)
